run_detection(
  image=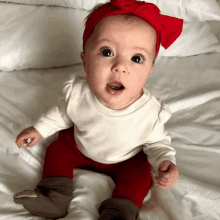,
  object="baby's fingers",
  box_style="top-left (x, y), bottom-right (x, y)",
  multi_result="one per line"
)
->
top-left (16, 137), bottom-right (28, 148)
top-left (16, 133), bottom-right (32, 148)
top-left (155, 176), bottom-right (171, 187)
top-left (156, 181), bottom-right (173, 189)
top-left (155, 176), bottom-right (169, 184)
top-left (26, 138), bottom-right (39, 147)
top-left (16, 137), bottom-right (35, 148)
top-left (15, 126), bottom-right (41, 148)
